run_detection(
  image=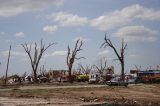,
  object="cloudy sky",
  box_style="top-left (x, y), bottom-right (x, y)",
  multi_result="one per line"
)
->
top-left (0, 0), bottom-right (160, 76)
